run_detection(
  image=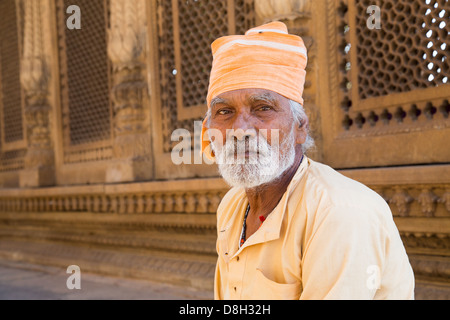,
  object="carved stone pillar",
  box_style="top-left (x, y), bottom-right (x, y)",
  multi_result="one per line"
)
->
top-left (106, 0), bottom-right (153, 182)
top-left (19, 0), bottom-right (55, 187)
top-left (253, 0), bottom-right (322, 161)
